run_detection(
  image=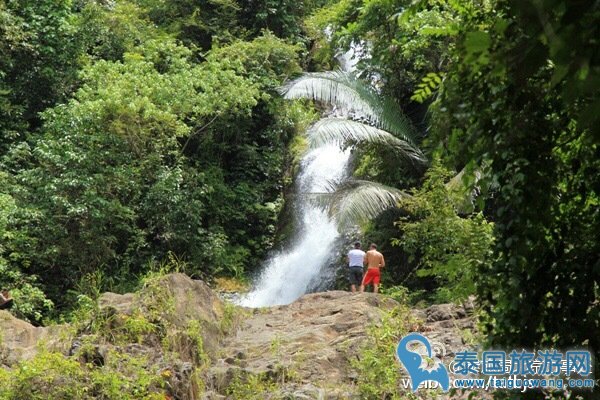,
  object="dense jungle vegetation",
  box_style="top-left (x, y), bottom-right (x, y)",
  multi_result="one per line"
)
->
top-left (0, 0), bottom-right (598, 391)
